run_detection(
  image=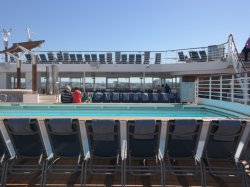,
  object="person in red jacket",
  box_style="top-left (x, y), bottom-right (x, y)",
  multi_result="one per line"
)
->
top-left (72, 87), bottom-right (82, 103)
